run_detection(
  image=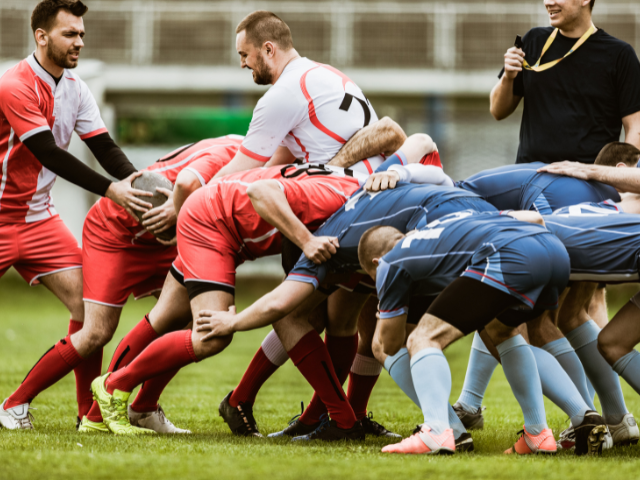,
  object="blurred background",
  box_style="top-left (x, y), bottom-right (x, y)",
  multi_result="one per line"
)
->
top-left (0, 0), bottom-right (639, 277)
